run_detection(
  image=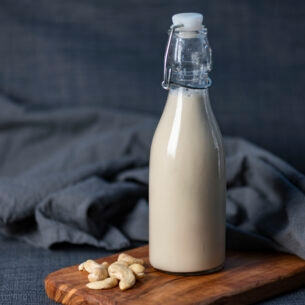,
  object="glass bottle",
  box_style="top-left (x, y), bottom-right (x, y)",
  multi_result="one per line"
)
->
top-left (149, 13), bottom-right (226, 274)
